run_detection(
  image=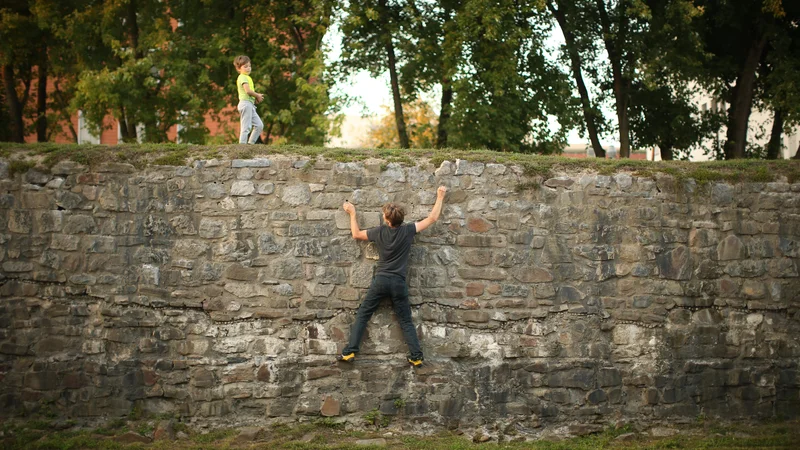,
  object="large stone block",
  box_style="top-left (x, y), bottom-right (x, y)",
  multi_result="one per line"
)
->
top-left (8, 210), bottom-right (32, 233)
top-left (717, 235), bottom-right (745, 261)
top-left (198, 218), bottom-right (228, 238)
top-left (656, 246), bottom-right (692, 280)
top-left (457, 268), bottom-right (508, 281)
top-left (456, 235), bottom-right (507, 247)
